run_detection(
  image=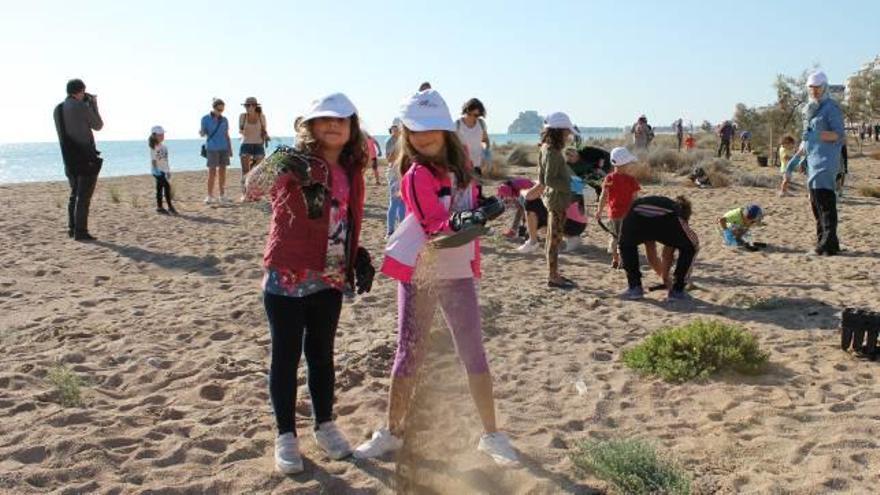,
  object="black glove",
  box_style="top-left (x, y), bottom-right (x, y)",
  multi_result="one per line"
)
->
top-left (354, 247), bottom-right (375, 294)
top-left (450, 196), bottom-right (506, 232)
